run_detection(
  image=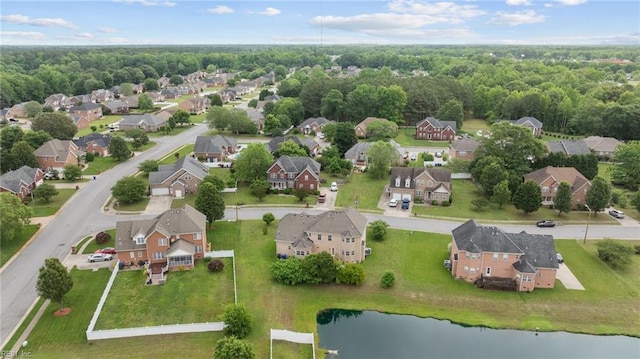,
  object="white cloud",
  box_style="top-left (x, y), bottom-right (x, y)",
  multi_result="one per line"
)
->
top-left (387, 0), bottom-right (486, 18)
top-left (496, 32), bottom-right (640, 45)
top-left (0, 31), bottom-right (46, 40)
top-left (488, 10), bottom-right (546, 25)
top-left (114, 0), bottom-right (176, 7)
top-left (98, 26), bottom-right (118, 33)
top-left (207, 6), bottom-right (234, 14)
top-left (506, 0), bottom-right (532, 5)
top-left (0, 14), bottom-right (78, 29)
top-left (73, 32), bottom-right (94, 39)
top-left (259, 7), bottom-right (281, 16)
top-left (555, 0), bottom-right (587, 5)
